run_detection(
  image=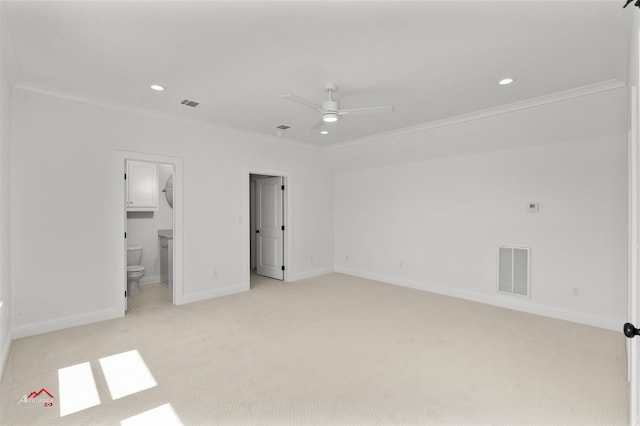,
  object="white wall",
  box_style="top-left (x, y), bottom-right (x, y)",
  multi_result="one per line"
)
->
top-left (10, 88), bottom-right (334, 337)
top-left (126, 163), bottom-right (173, 284)
top-left (333, 90), bottom-right (628, 330)
top-left (0, 2), bottom-right (12, 377)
